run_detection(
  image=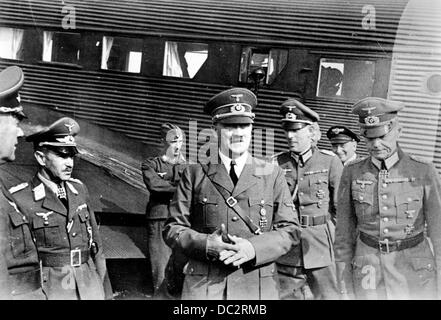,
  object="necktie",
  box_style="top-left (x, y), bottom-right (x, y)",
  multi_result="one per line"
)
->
top-left (381, 161), bottom-right (387, 170)
top-left (229, 160), bottom-right (238, 186)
